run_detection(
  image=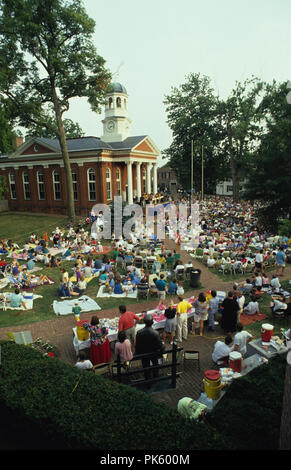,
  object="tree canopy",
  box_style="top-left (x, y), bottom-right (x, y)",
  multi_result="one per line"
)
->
top-left (163, 74), bottom-right (267, 200)
top-left (26, 118), bottom-right (85, 139)
top-left (244, 80), bottom-right (291, 231)
top-left (0, 0), bottom-right (112, 219)
top-left (163, 73), bottom-right (227, 195)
